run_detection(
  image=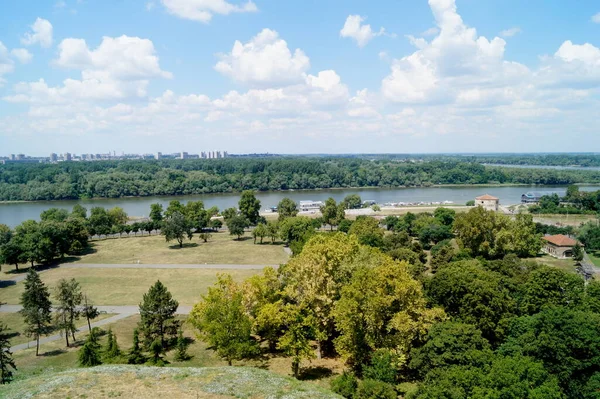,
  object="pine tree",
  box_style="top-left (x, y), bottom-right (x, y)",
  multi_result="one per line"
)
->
top-left (103, 328), bottom-right (121, 363)
top-left (0, 323), bottom-right (17, 384)
top-left (150, 339), bottom-right (164, 366)
top-left (81, 294), bottom-right (100, 332)
top-left (127, 328), bottom-right (146, 365)
top-left (139, 281), bottom-right (180, 351)
top-left (19, 268), bottom-right (53, 356)
top-left (78, 329), bottom-right (102, 367)
top-left (175, 329), bottom-right (189, 361)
